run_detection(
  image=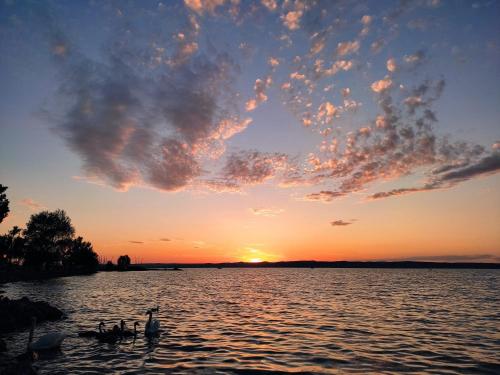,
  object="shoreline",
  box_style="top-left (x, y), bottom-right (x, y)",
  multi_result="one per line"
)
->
top-left (140, 260), bottom-right (500, 269)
